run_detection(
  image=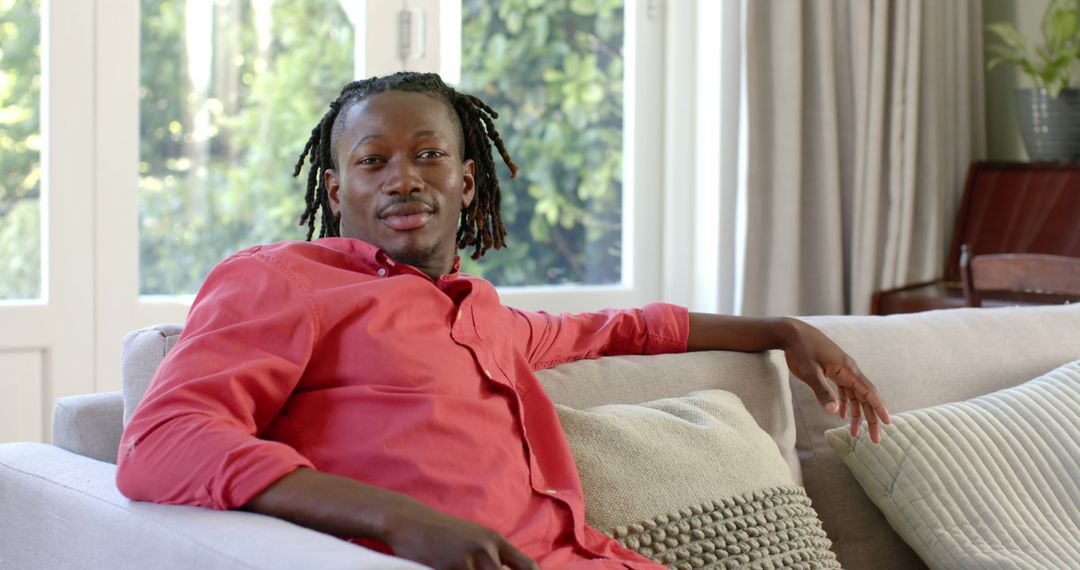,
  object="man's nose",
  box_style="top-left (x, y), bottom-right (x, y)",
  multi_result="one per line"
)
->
top-left (383, 158), bottom-right (423, 195)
